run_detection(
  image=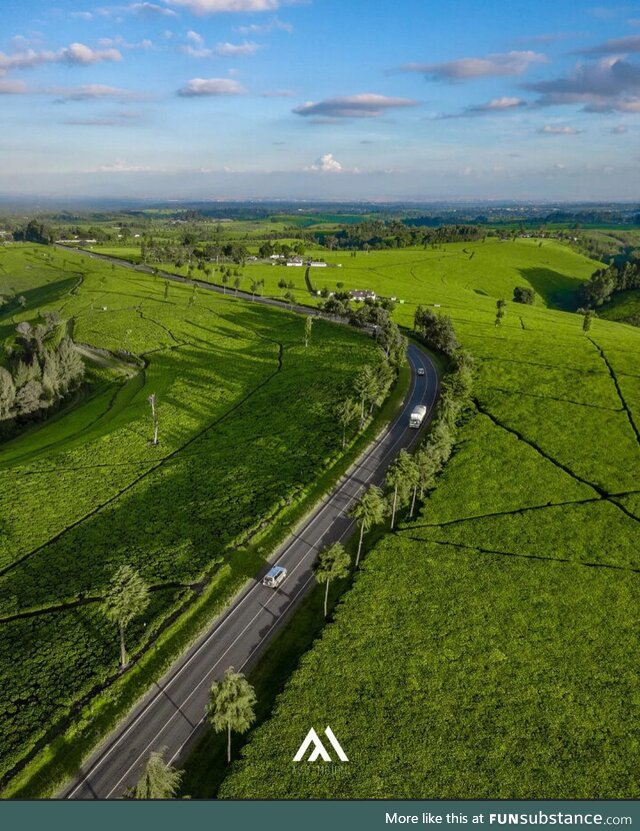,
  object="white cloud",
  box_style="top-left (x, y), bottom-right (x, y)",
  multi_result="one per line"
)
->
top-left (177, 77), bottom-right (247, 95)
top-left (537, 124), bottom-right (583, 135)
top-left (611, 124), bottom-right (628, 133)
top-left (294, 93), bottom-right (419, 119)
top-left (96, 2), bottom-right (178, 17)
top-left (0, 42), bottom-right (122, 73)
top-left (52, 84), bottom-right (142, 101)
top-left (129, 2), bottom-right (178, 15)
top-left (163, 0), bottom-right (292, 13)
top-left (180, 33), bottom-right (260, 57)
top-left (237, 17), bottom-right (293, 34)
top-left (524, 57), bottom-right (640, 112)
top-left (477, 96), bottom-right (527, 110)
top-left (214, 40), bottom-right (261, 56)
top-left (181, 44), bottom-right (213, 57)
top-left (401, 50), bottom-right (547, 81)
top-left (90, 158), bottom-right (159, 172)
top-left (70, 10), bottom-right (94, 20)
top-left (441, 96), bottom-right (528, 118)
top-left (98, 35), bottom-right (153, 50)
top-left (308, 153), bottom-right (343, 172)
